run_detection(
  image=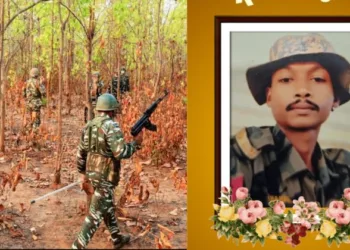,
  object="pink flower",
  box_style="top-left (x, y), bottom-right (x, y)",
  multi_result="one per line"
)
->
top-left (326, 208), bottom-right (340, 219)
top-left (329, 201), bottom-right (345, 210)
top-left (237, 206), bottom-right (246, 215)
top-left (302, 208), bottom-right (308, 214)
top-left (221, 186), bottom-right (229, 194)
top-left (344, 188), bottom-right (350, 201)
top-left (300, 219), bottom-right (311, 229)
top-left (273, 201), bottom-right (286, 215)
top-left (293, 197), bottom-right (305, 204)
top-left (283, 221), bottom-right (291, 228)
top-left (248, 200), bottom-right (263, 209)
top-left (335, 210), bottom-right (350, 225)
top-left (247, 200), bottom-right (266, 218)
top-left (235, 187), bottom-right (248, 200)
top-left (239, 209), bottom-right (257, 224)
